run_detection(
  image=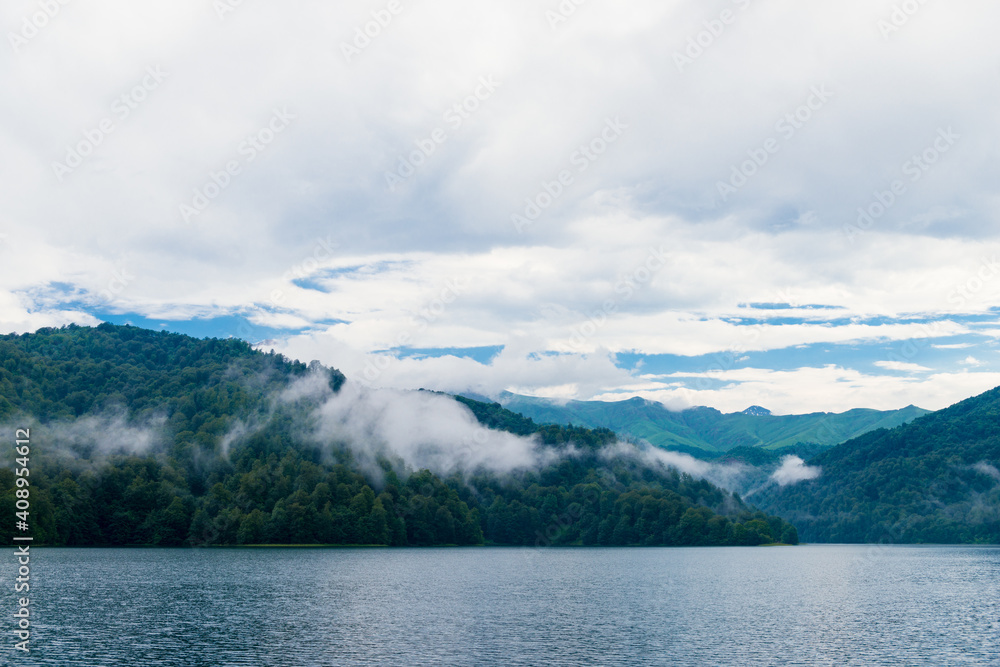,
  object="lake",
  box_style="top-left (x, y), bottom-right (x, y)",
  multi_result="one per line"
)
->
top-left (16, 545), bottom-right (1000, 666)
